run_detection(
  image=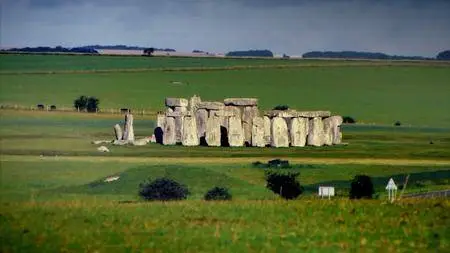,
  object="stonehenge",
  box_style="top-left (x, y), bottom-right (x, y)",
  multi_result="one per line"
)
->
top-left (156, 95), bottom-right (344, 148)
